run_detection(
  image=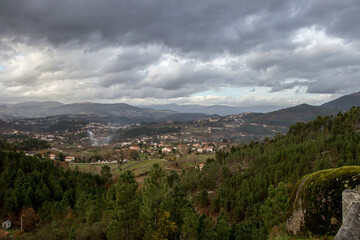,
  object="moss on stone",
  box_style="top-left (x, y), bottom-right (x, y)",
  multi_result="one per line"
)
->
top-left (286, 166), bottom-right (360, 235)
